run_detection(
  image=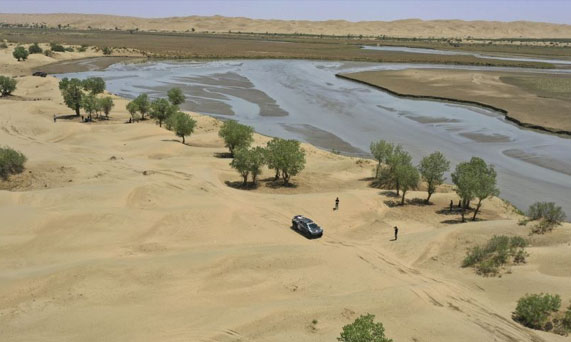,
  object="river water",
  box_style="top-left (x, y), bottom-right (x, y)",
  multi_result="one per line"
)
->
top-left (57, 59), bottom-right (571, 217)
